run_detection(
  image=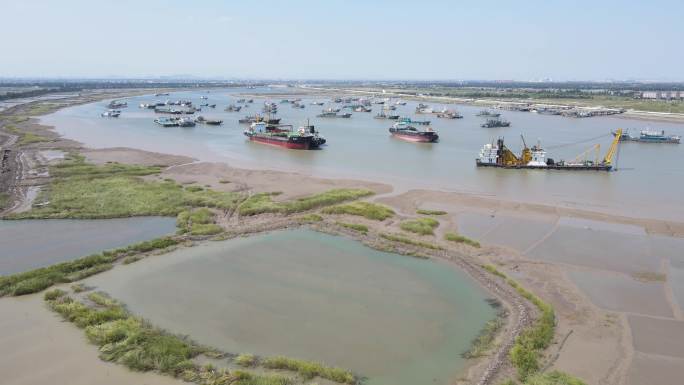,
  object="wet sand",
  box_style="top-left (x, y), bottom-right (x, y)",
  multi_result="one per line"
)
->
top-left (0, 294), bottom-right (183, 385)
